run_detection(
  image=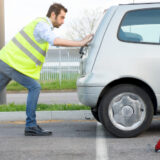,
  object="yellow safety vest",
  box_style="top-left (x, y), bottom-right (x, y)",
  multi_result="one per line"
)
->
top-left (0, 17), bottom-right (50, 80)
